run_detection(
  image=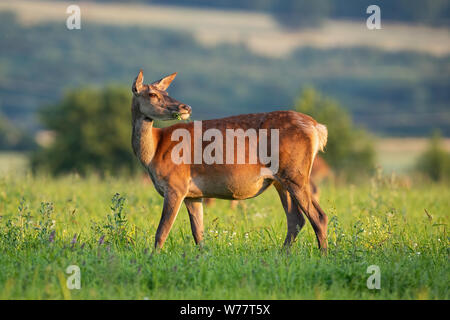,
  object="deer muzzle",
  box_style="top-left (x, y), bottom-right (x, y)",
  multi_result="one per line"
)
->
top-left (171, 104), bottom-right (192, 120)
